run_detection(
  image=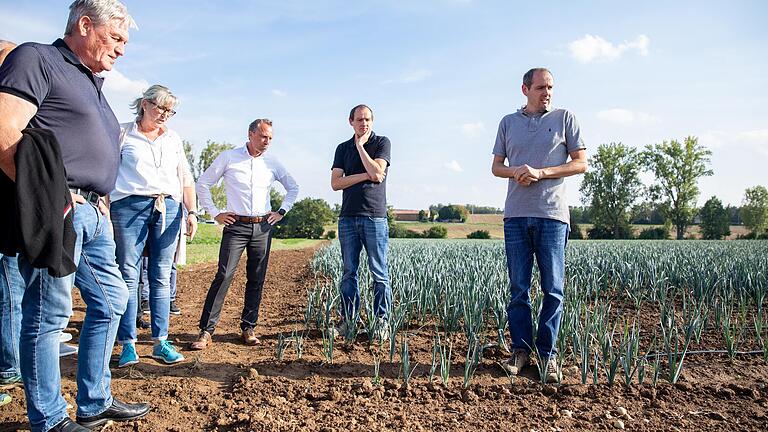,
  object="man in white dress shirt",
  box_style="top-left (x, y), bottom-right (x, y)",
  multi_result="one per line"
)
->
top-left (191, 119), bottom-right (298, 349)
